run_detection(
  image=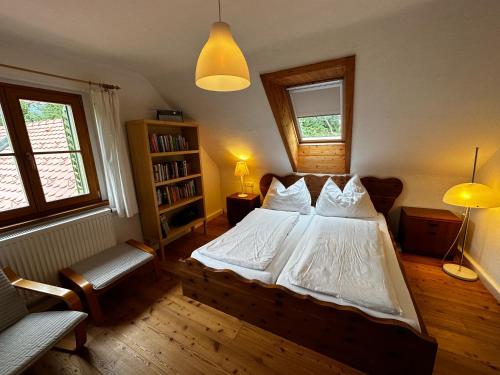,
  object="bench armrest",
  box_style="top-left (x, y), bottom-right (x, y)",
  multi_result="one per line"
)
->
top-left (126, 239), bottom-right (157, 257)
top-left (3, 266), bottom-right (83, 311)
